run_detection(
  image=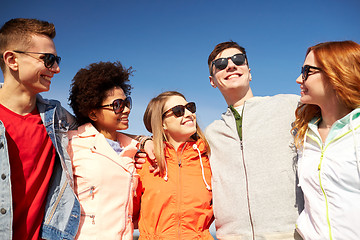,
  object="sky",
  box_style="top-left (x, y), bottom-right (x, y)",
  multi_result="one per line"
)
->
top-left (1, 0), bottom-right (360, 136)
